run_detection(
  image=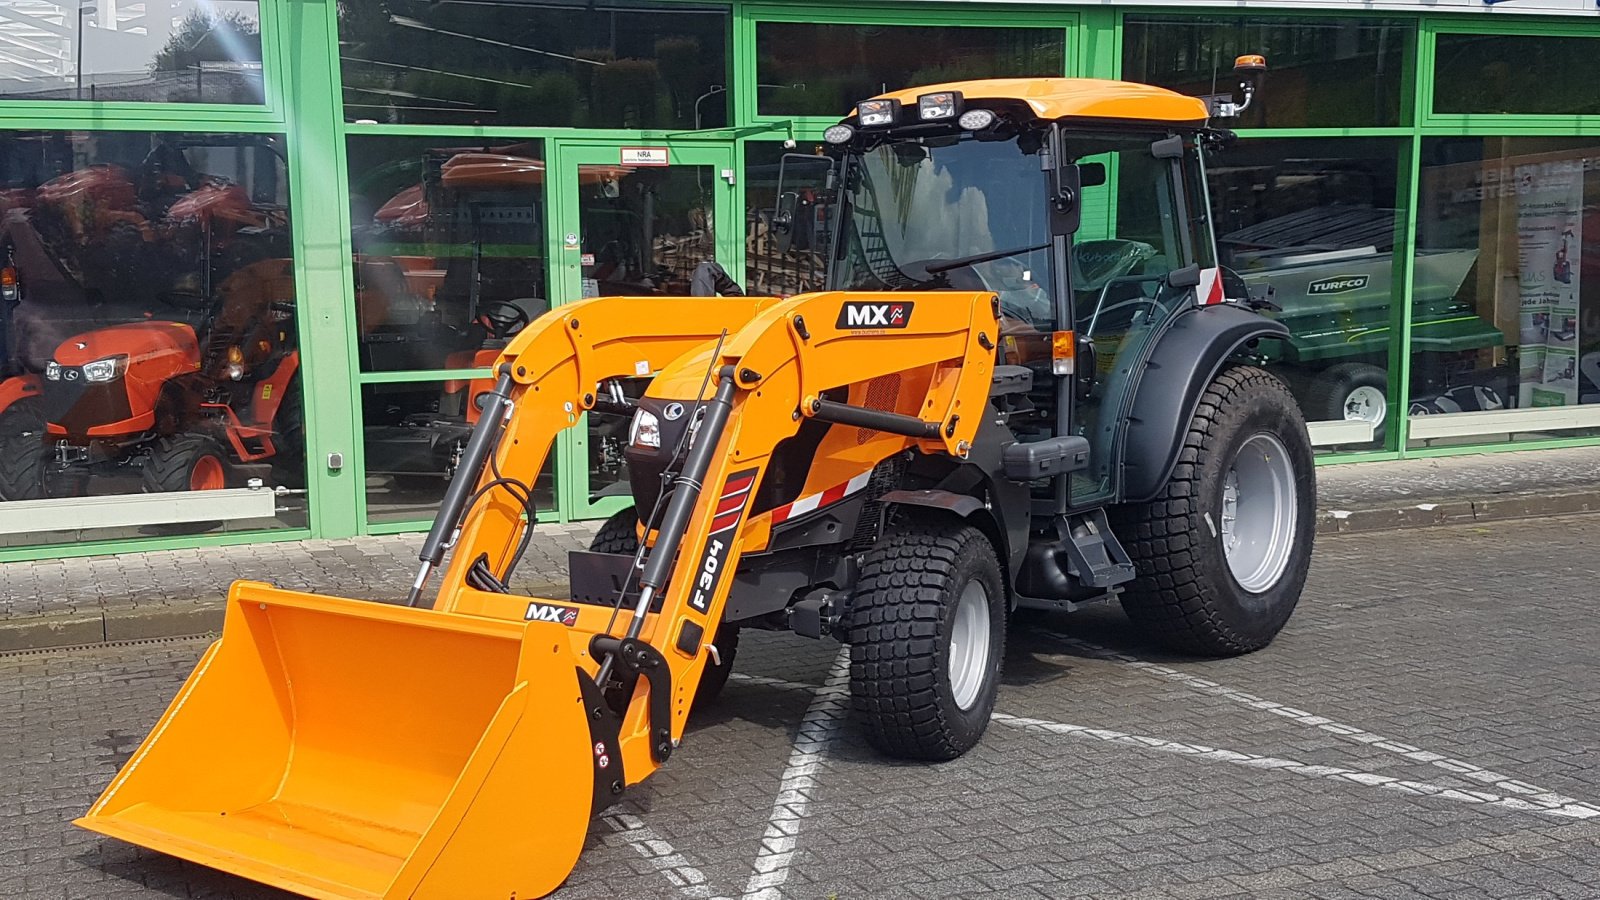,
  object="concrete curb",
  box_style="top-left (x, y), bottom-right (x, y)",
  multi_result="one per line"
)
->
top-left (4, 493), bottom-right (1598, 653)
top-left (1316, 489), bottom-right (1600, 536)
